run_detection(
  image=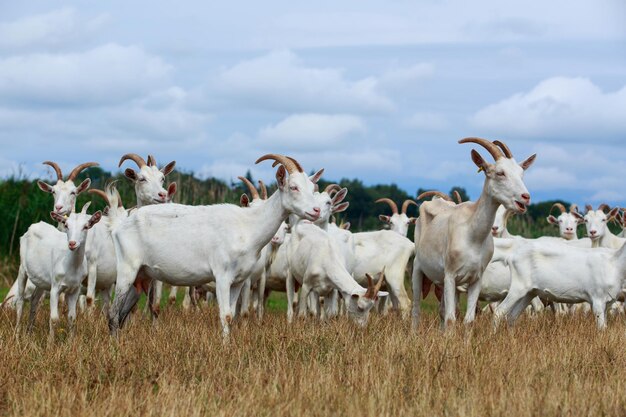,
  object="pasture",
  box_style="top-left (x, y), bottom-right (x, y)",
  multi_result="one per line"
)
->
top-left (2, 290), bottom-right (626, 417)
